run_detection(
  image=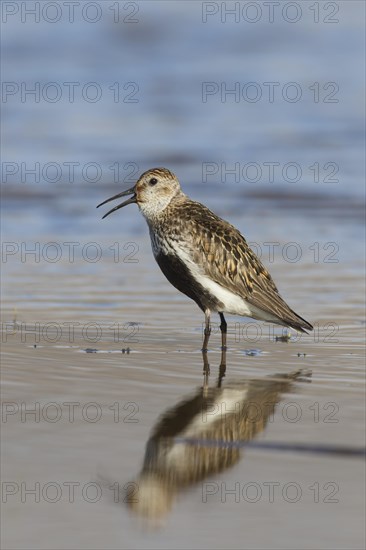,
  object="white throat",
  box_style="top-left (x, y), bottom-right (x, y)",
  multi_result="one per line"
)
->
top-left (138, 191), bottom-right (183, 222)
